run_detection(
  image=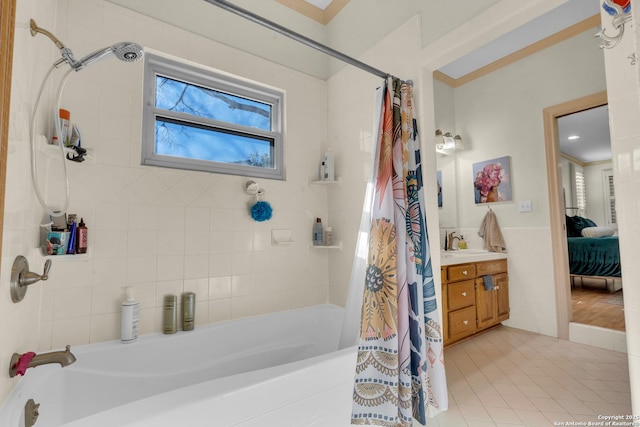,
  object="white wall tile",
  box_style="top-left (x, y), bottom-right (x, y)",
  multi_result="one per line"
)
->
top-left (53, 288), bottom-right (92, 320)
top-left (209, 276), bottom-right (232, 300)
top-left (126, 256), bottom-right (157, 284)
top-left (90, 313), bottom-right (120, 343)
top-left (156, 255), bottom-right (185, 281)
top-left (51, 317), bottom-right (91, 348)
top-left (183, 278), bottom-right (209, 301)
top-left (209, 298), bottom-right (232, 323)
